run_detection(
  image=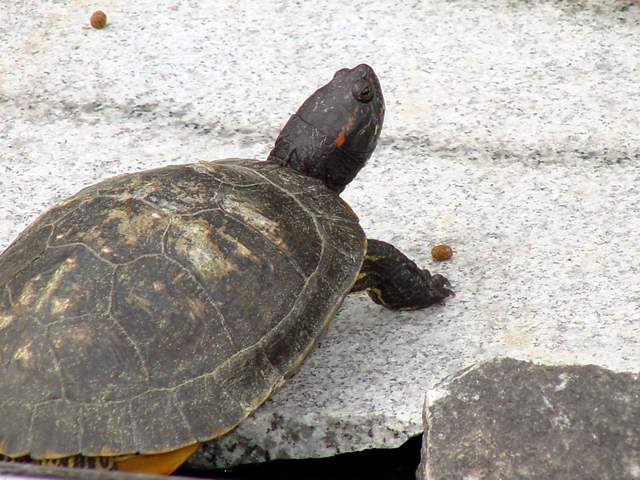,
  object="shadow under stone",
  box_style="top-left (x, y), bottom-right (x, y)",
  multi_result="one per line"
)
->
top-left (177, 434), bottom-right (423, 480)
